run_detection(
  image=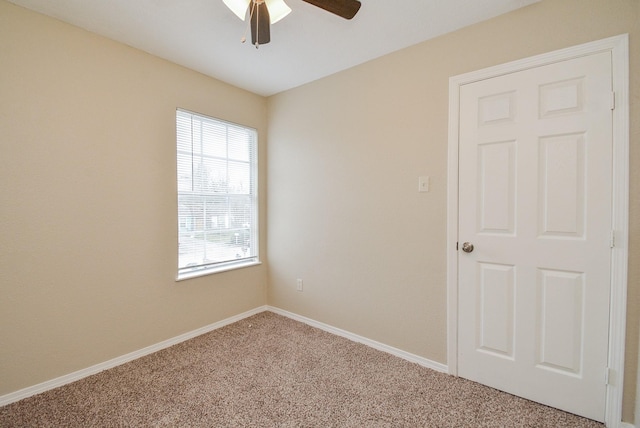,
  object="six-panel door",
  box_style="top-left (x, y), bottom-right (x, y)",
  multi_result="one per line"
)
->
top-left (457, 51), bottom-right (613, 422)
